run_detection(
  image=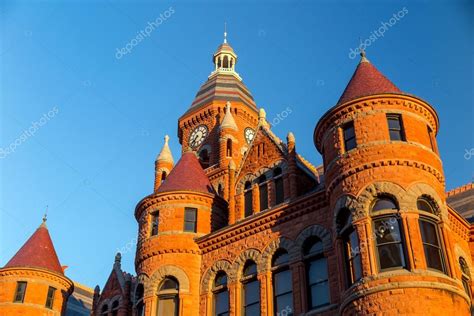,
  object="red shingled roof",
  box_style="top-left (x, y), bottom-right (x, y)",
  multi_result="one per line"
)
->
top-left (337, 58), bottom-right (401, 105)
top-left (4, 223), bottom-right (64, 274)
top-left (157, 152), bottom-right (214, 194)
